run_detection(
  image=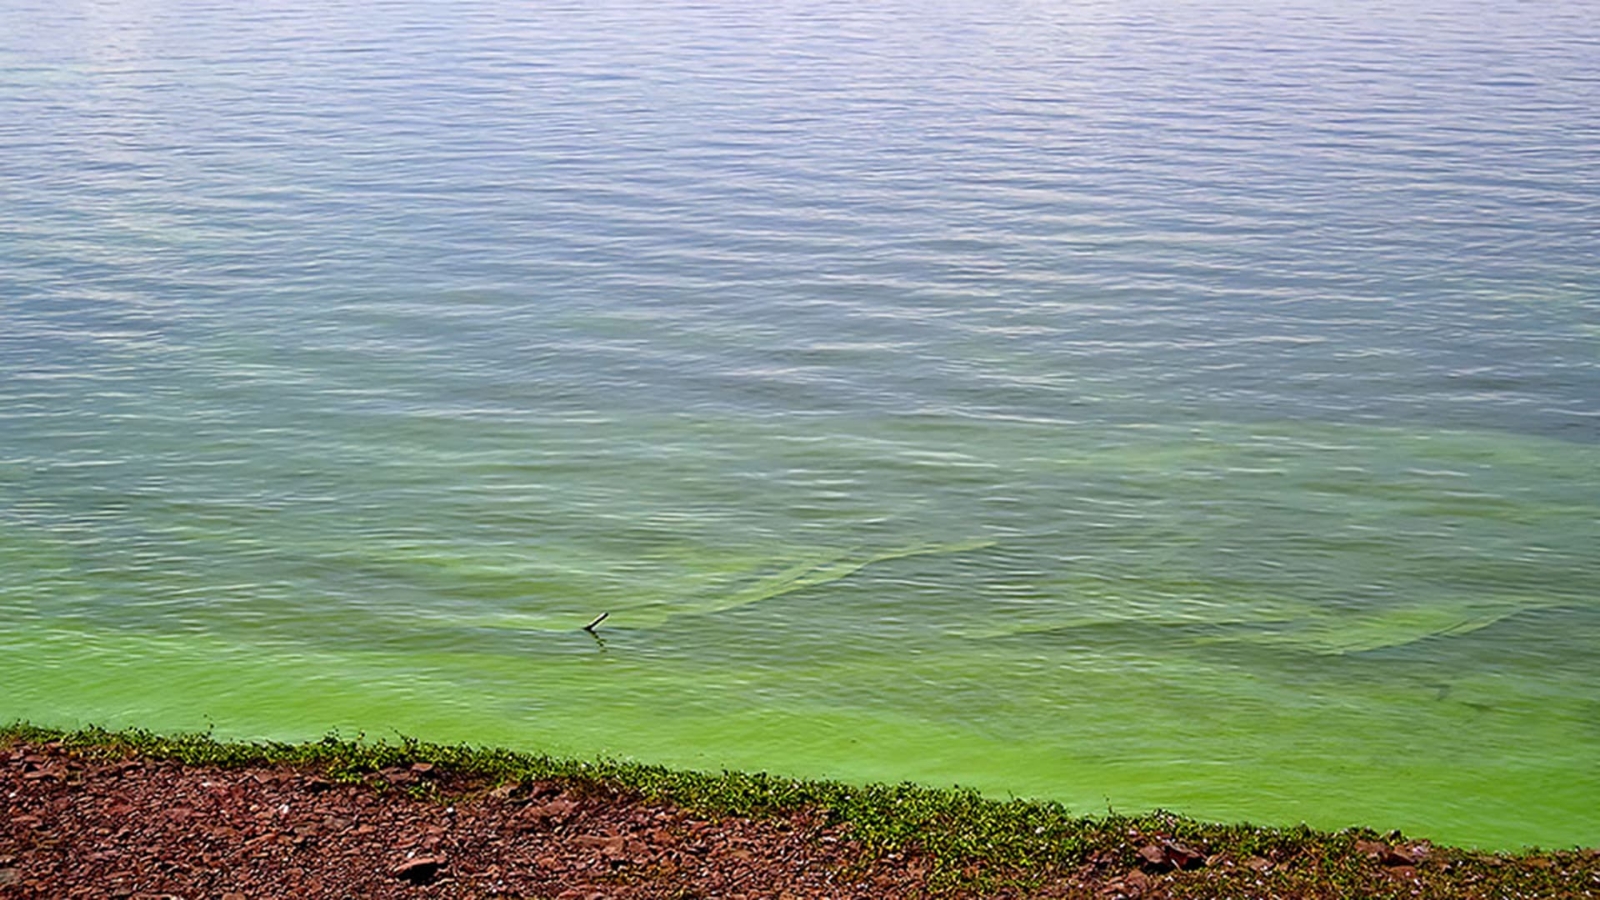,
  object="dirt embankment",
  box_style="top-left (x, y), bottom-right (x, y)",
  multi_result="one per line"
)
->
top-left (5, 739), bottom-right (1599, 899)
